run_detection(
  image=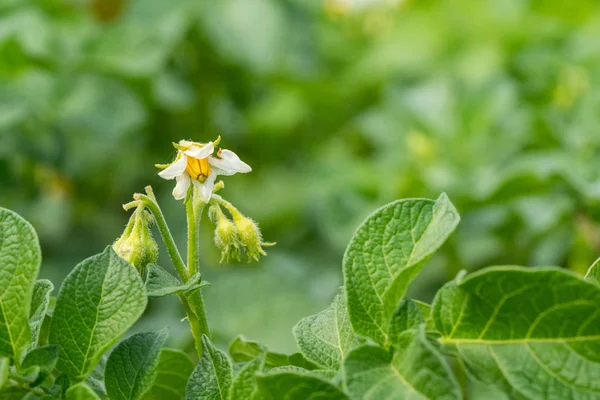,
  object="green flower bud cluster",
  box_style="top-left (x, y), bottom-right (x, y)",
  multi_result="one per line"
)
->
top-left (113, 206), bottom-right (158, 274)
top-left (209, 204), bottom-right (241, 263)
top-left (209, 199), bottom-right (274, 263)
